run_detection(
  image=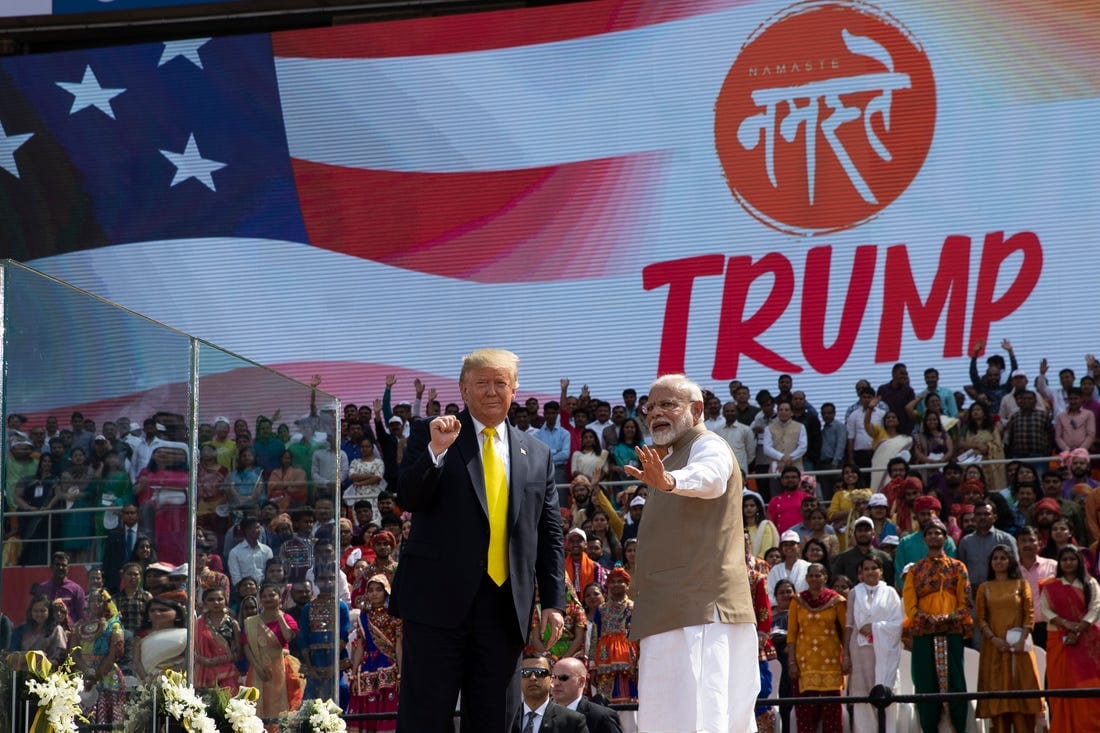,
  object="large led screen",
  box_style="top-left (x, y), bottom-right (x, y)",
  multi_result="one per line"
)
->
top-left (2, 0), bottom-right (252, 17)
top-left (2, 0), bottom-right (1099, 408)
